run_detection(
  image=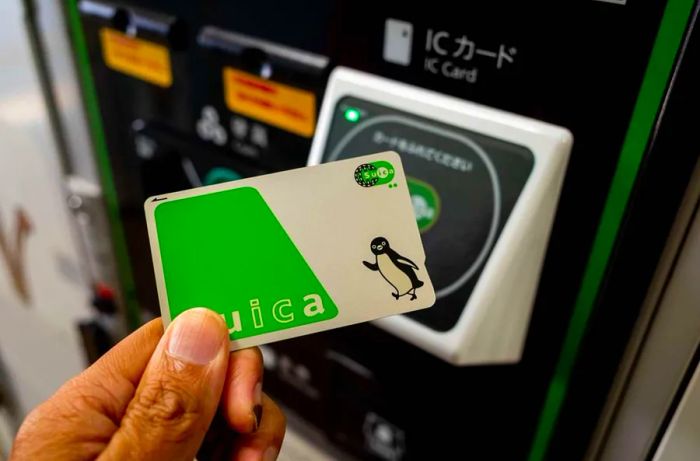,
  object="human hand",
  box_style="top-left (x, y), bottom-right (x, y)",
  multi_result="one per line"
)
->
top-left (10, 308), bottom-right (285, 460)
